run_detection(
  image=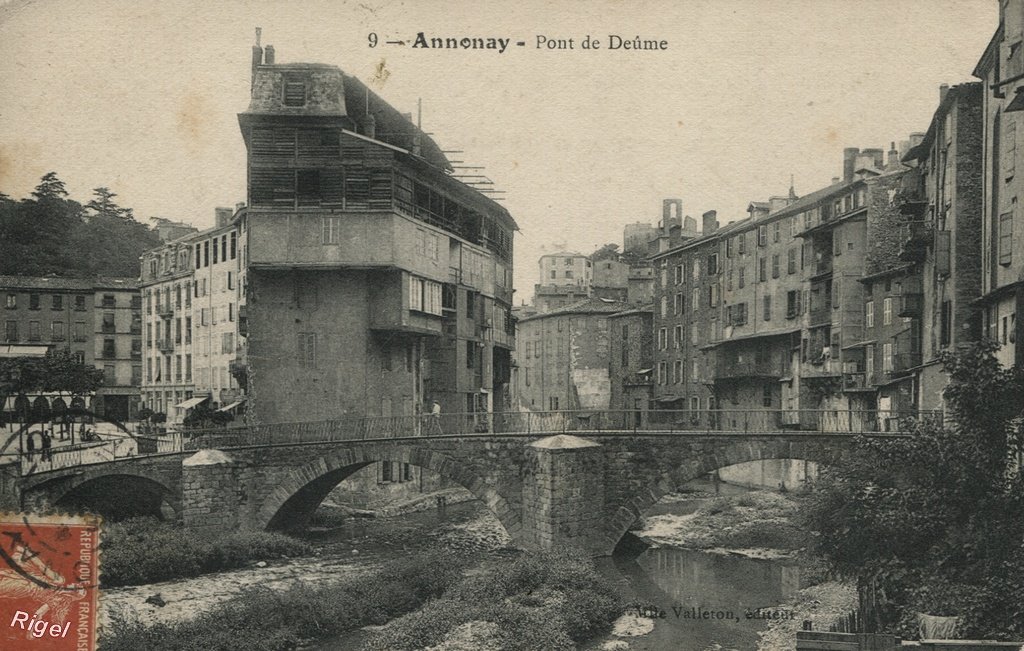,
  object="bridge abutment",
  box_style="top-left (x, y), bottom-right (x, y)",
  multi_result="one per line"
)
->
top-left (521, 435), bottom-right (607, 554)
top-left (181, 449), bottom-right (249, 536)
